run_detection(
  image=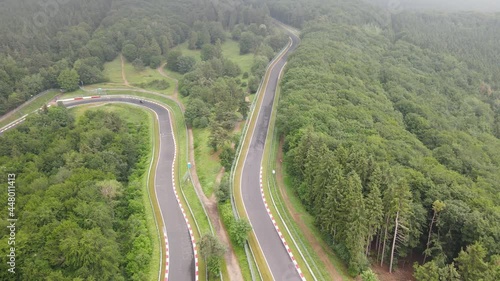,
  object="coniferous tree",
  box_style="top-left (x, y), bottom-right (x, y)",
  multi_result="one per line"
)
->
top-left (364, 167), bottom-right (384, 256)
top-left (343, 172), bottom-right (368, 274)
